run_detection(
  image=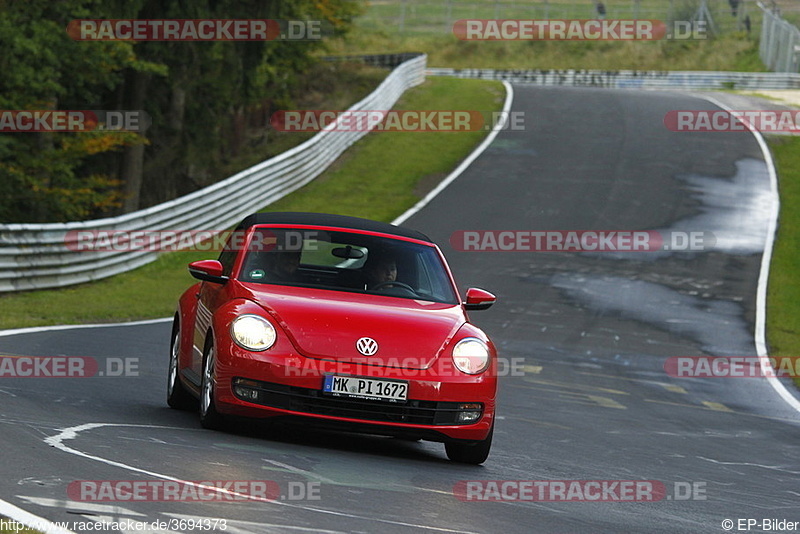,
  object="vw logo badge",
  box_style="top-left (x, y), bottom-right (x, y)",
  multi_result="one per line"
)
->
top-left (356, 337), bottom-right (379, 356)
